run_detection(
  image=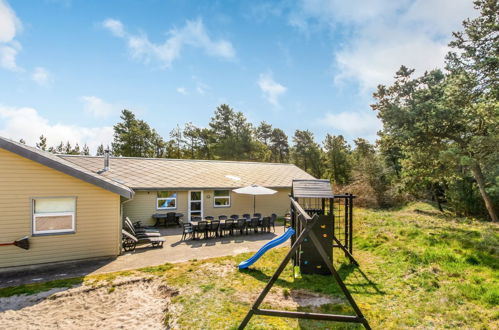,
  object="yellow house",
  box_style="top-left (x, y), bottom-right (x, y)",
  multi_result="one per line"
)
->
top-left (0, 137), bottom-right (134, 269)
top-left (0, 136), bottom-right (313, 269)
